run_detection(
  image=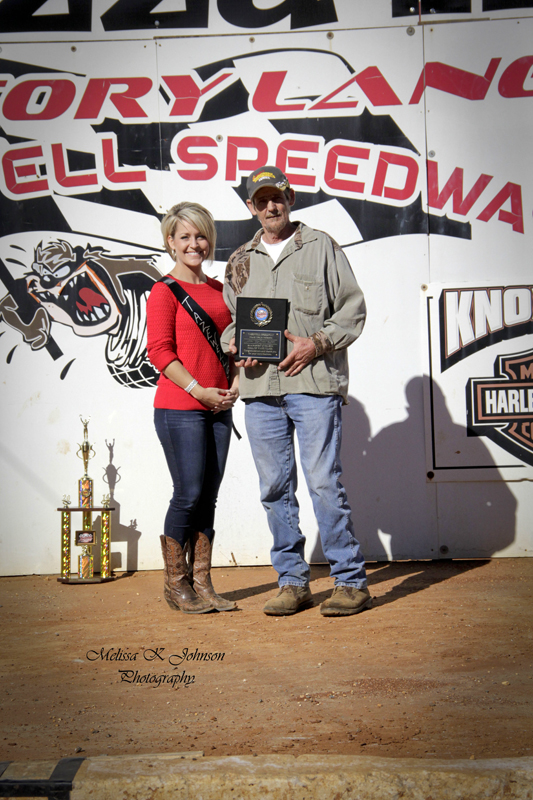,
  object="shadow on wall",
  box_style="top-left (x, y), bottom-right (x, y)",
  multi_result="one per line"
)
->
top-left (335, 375), bottom-right (517, 561)
top-left (92, 438), bottom-right (142, 573)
